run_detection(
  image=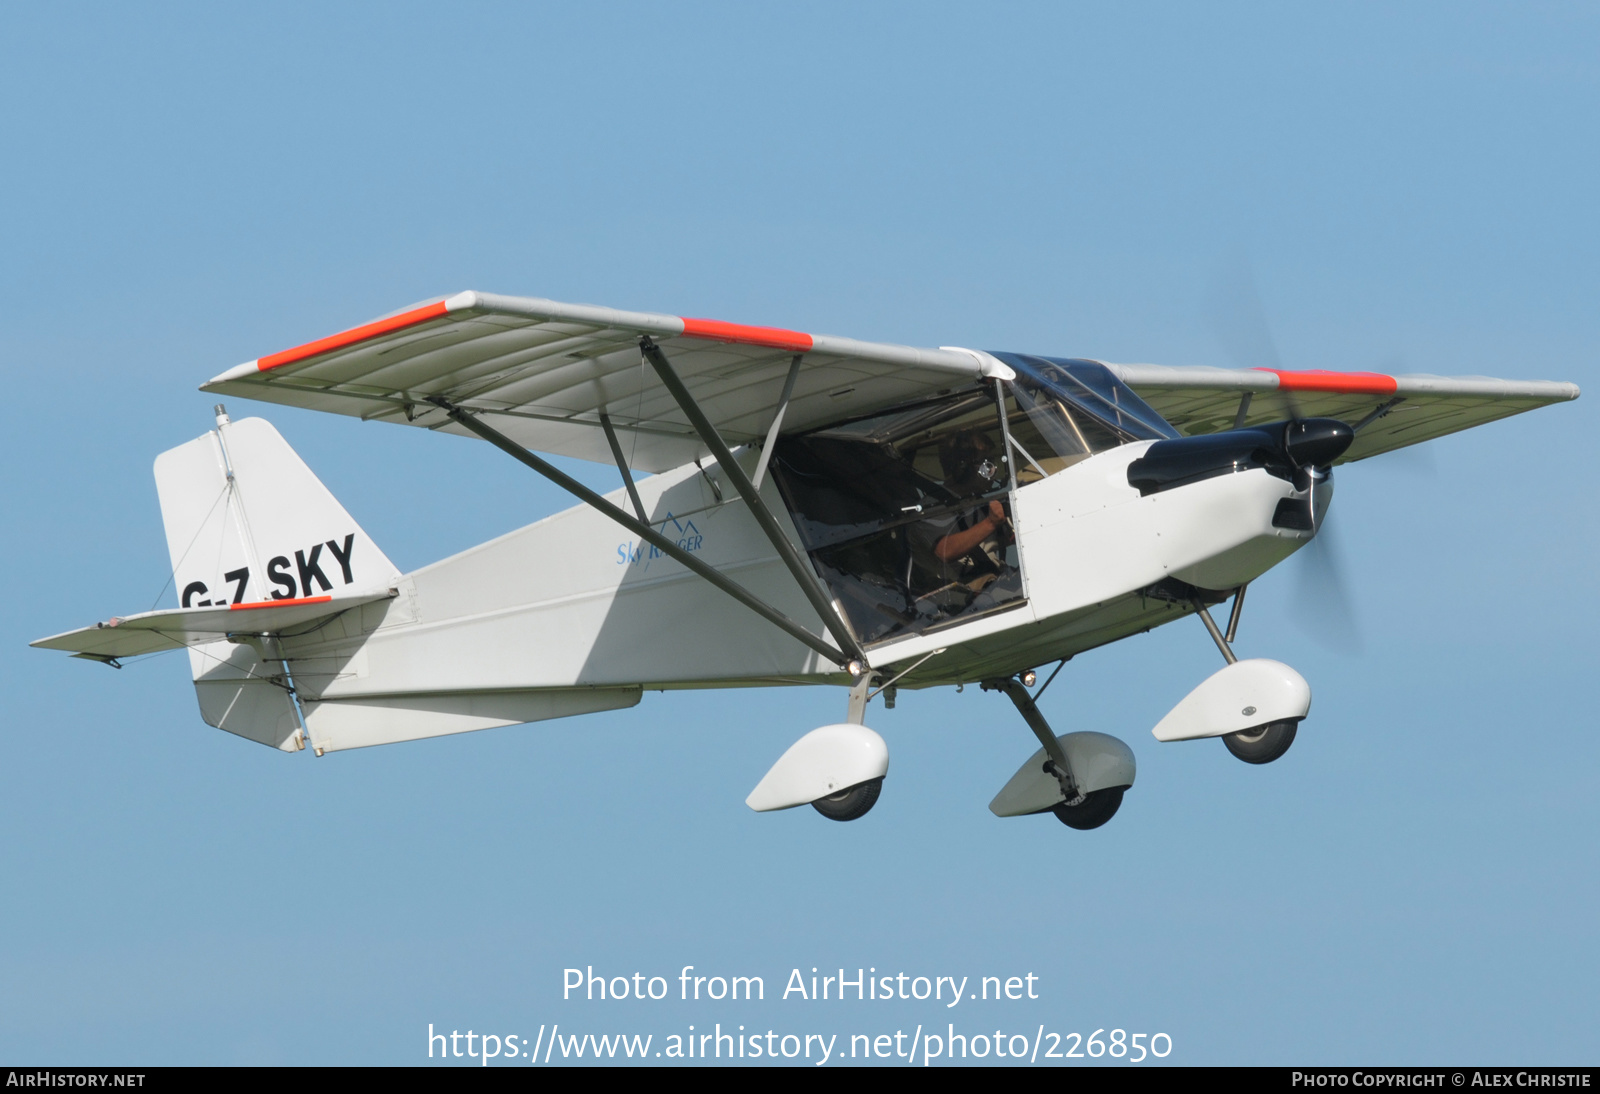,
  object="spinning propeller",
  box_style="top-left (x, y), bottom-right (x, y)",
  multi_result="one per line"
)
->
top-left (1206, 260), bottom-right (1366, 651)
